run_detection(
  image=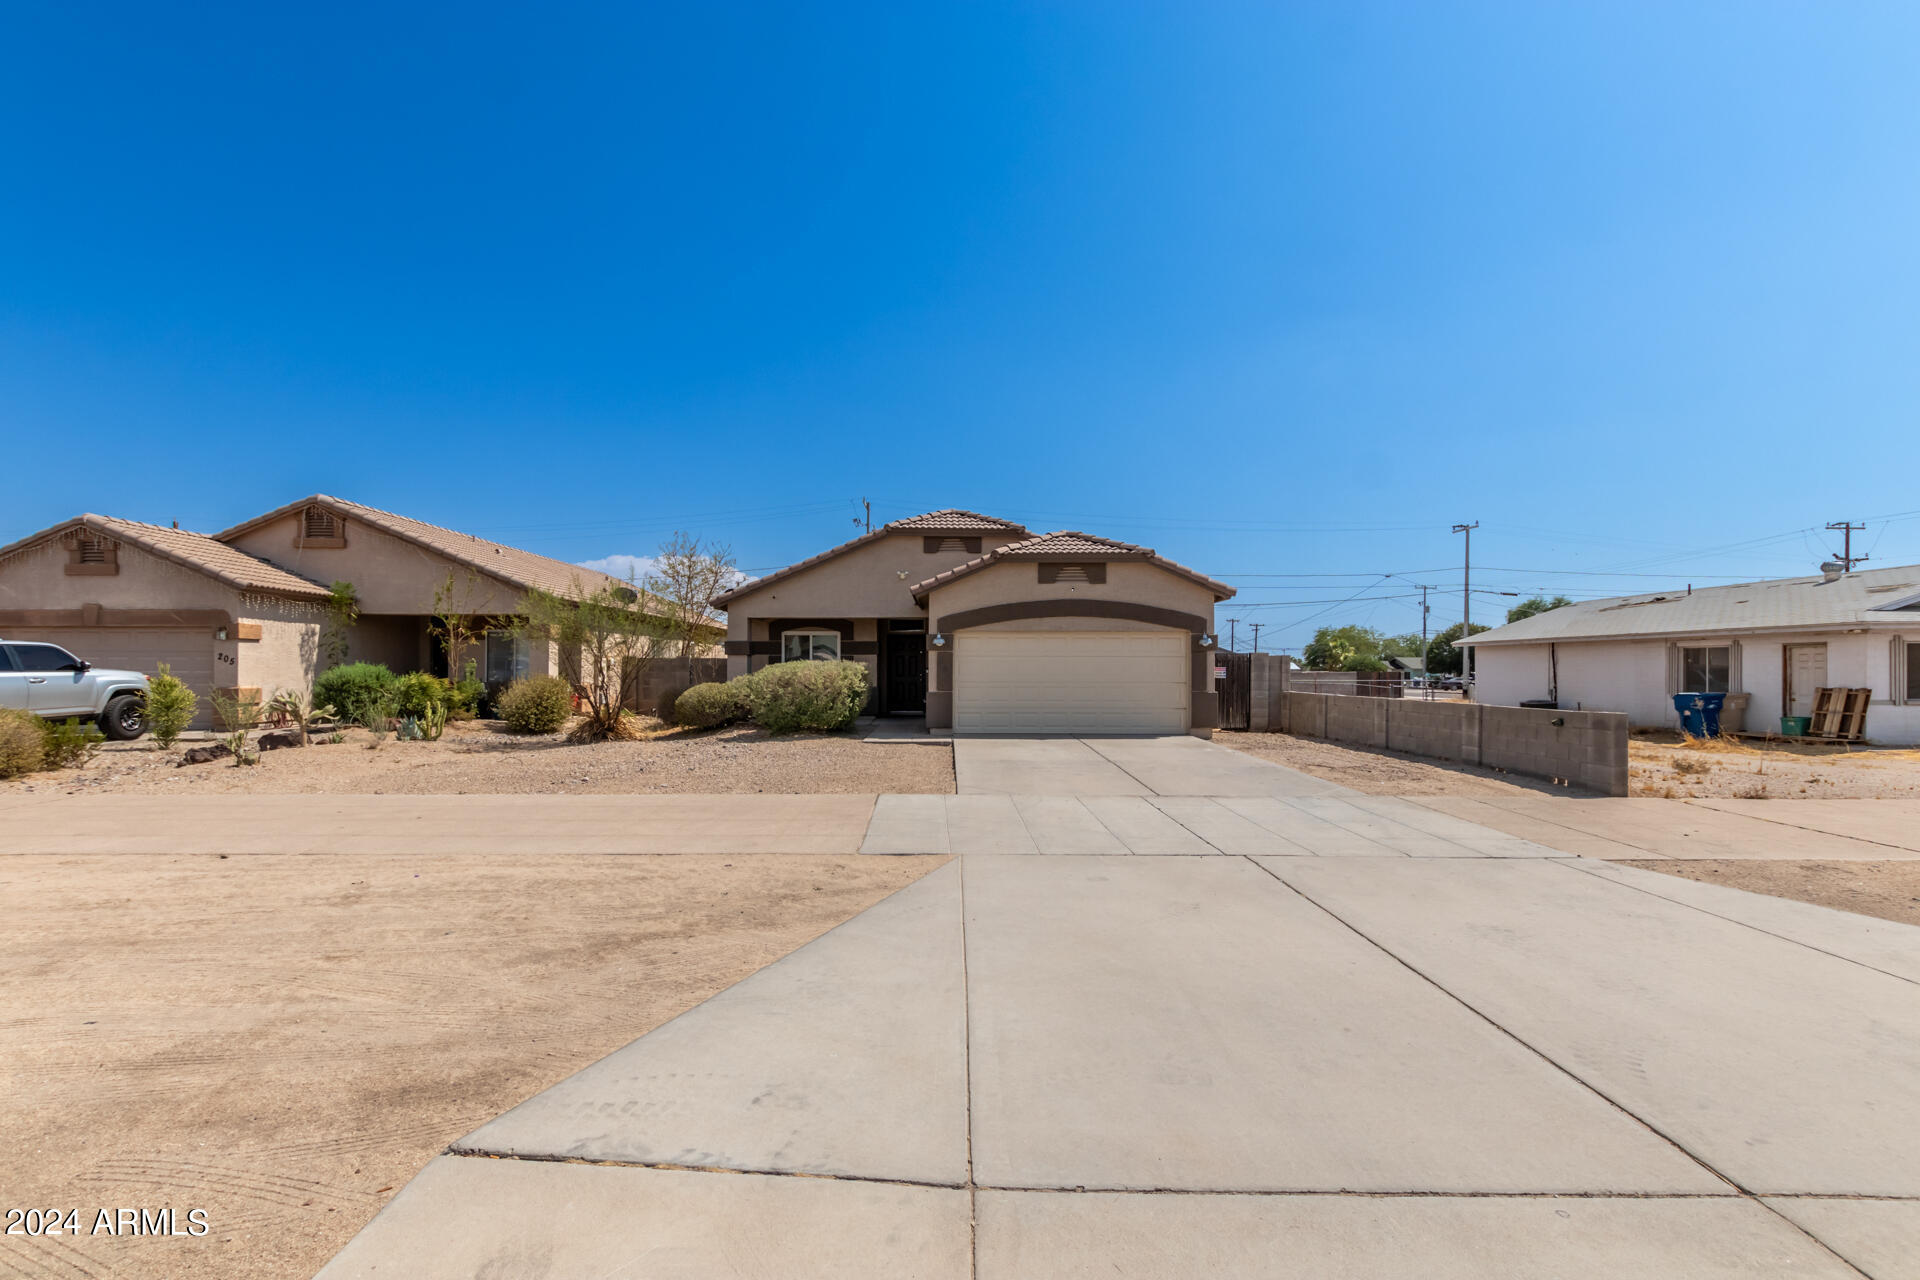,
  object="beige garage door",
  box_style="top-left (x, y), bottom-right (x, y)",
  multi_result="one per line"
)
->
top-left (954, 630), bottom-right (1189, 734)
top-left (4, 627), bottom-right (217, 727)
